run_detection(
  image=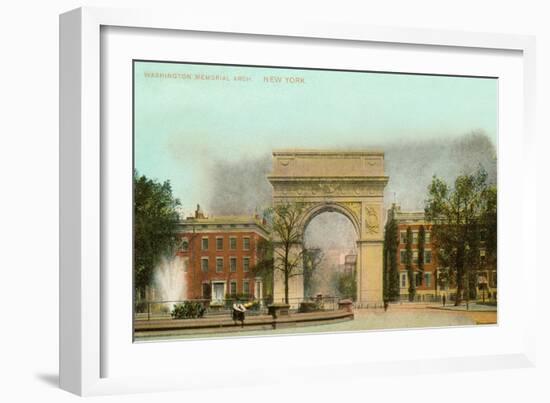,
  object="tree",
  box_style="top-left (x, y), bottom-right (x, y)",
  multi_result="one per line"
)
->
top-left (134, 171), bottom-right (181, 298)
top-left (335, 269), bottom-right (357, 300)
top-left (303, 248), bottom-right (324, 298)
top-left (425, 167), bottom-right (495, 306)
top-left (253, 237), bottom-right (274, 302)
top-left (383, 214), bottom-right (400, 301)
top-left (417, 225), bottom-right (425, 286)
top-left (405, 226), bottom-right (416, 301)
top-left (266, 202), bottom-right (307, 304)
top-left (481, 185), bottom-right (497, 285)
